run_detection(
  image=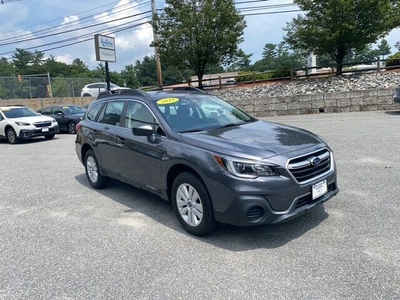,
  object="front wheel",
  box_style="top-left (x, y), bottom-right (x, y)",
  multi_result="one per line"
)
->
top-left (171, 172), bottom-right (216, 236)
top-left (6, 128), bottom-right (18, 144)
top-left (44, 134), bottom-right (55, 140)
top-left (84, 150), bottom-right (110, 189)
